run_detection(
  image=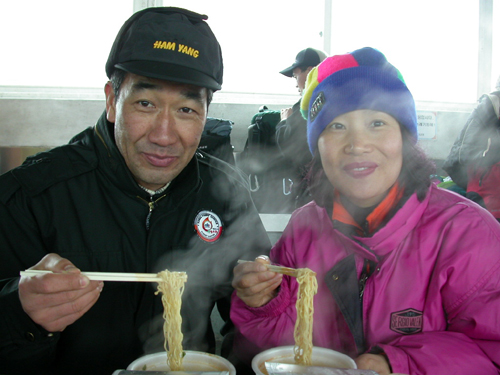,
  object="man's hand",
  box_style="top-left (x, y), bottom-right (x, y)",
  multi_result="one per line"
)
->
top-left (19, 253), bottom-right (103, 332)
top-left (232, 255), bottom-right (282, 307)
